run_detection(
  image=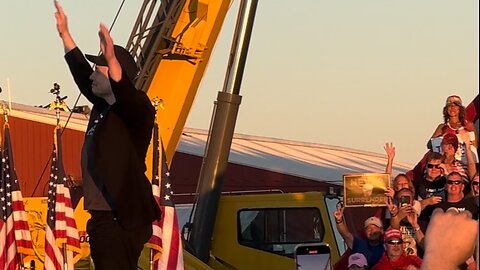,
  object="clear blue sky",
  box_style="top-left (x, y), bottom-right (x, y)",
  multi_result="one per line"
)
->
top-left (0, 0), bottom-right (478, 165)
